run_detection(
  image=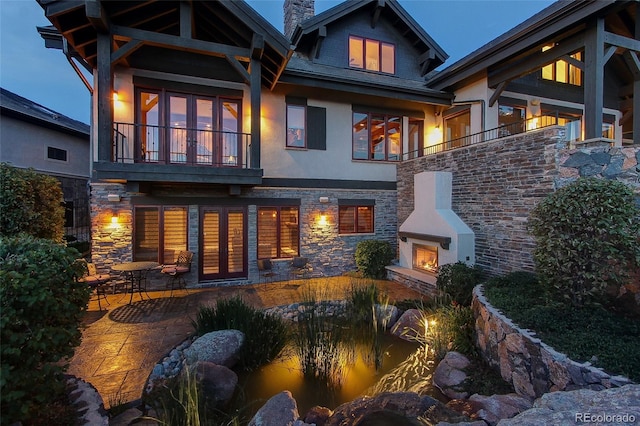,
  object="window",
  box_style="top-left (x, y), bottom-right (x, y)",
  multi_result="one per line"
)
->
top-left (353, 112), bottom-right (401, 161)
top-left (339, 205), bottom-right (374, 234)
top-left (287, 104), bottom-right (306, 148)
top-left (349, 36), bottom-right (395, 74)
top-left (541, 109), bottom-right (582, 143)
top-left (498, 103), bottom-right (526, 136)
top-left (542, 45), bottom-right (582, 86)
top-left (408, 119), bottom-right (424, 159)
top-left (258, 207), bottom-right (299, 259)
top-left (444, 109), bottom-right (470, 148)
top-left (134, 206), bottom-right (188, 263)
top-left (47, 146), bottom-right (67, 161)
top-left (134, 89), bottom-right (241, 166)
